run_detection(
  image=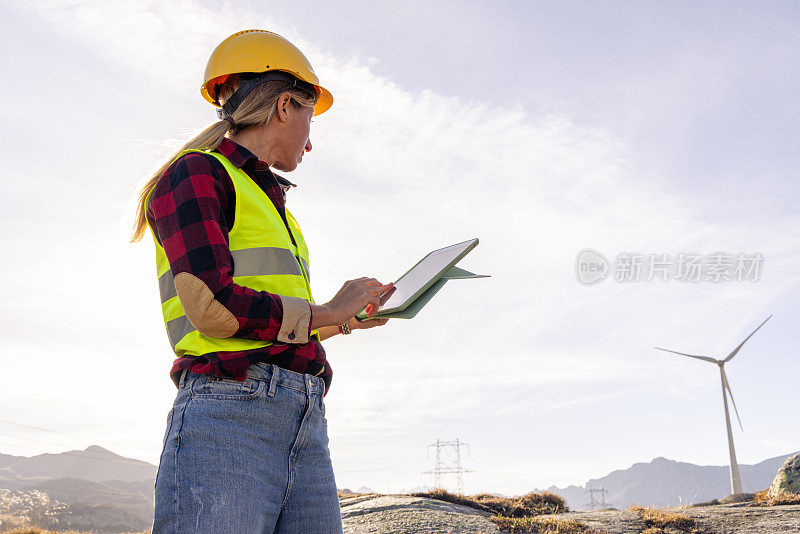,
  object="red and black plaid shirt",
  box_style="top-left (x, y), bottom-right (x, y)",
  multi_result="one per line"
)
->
top-left (146, 138), bottom-right (331, 394)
